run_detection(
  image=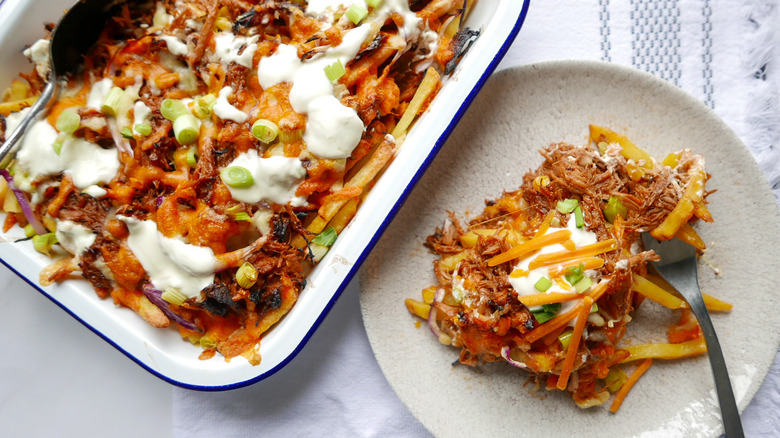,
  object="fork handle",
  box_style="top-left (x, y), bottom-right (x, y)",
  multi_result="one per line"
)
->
top-left (687, 291), bottom-right (744, 437)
